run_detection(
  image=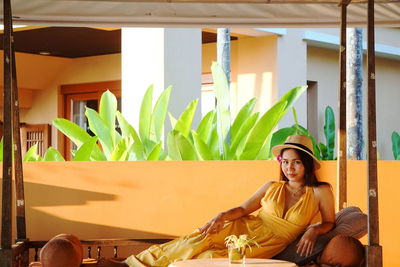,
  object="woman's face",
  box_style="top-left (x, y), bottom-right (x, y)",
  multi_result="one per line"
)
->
top-left (281, 149), bottom-right (306, 183)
